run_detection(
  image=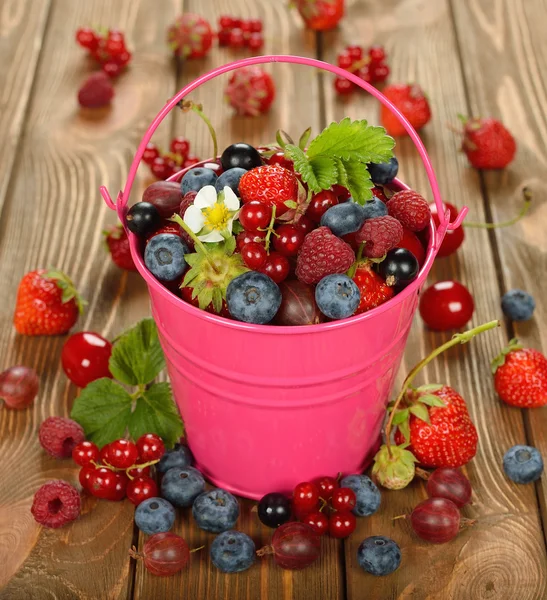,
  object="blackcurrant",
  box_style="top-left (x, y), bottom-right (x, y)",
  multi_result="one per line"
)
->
top-left (125, 202), bottom-right (161, 237)
top-left (257, 492), bottom-right (292, 528)
top-left (377, 248), bottom-right (419, 289)
top-left (220, 143), bottom-right (262, 172)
